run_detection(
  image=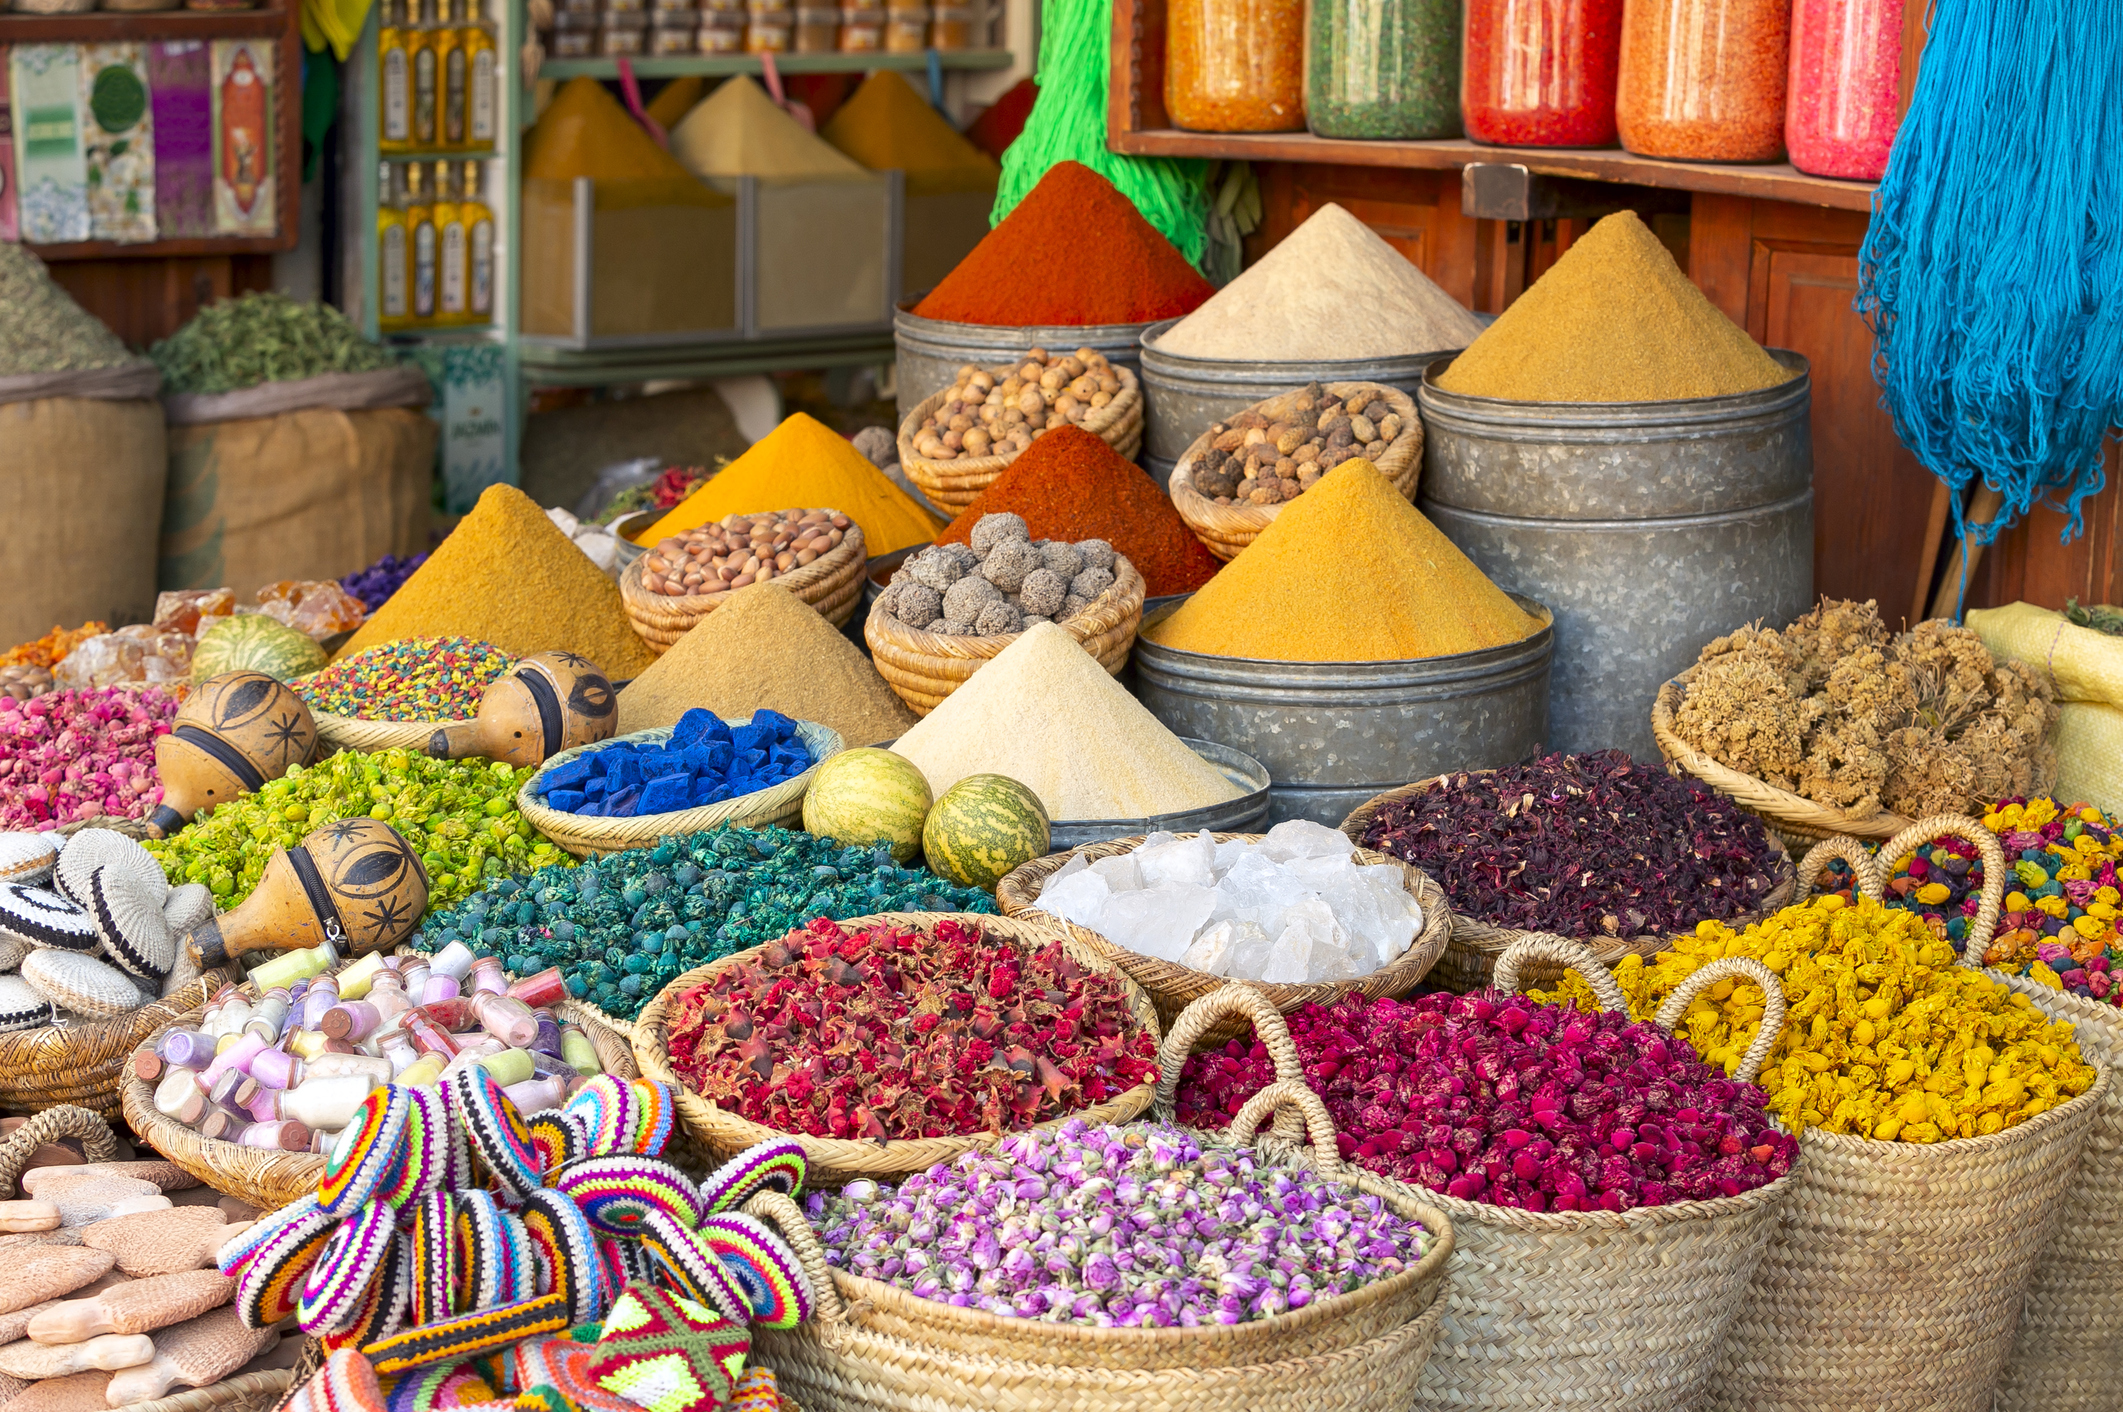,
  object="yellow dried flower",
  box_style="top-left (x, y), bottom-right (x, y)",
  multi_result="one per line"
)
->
top-left (1529, 895), bottom-right (2097, 1143)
